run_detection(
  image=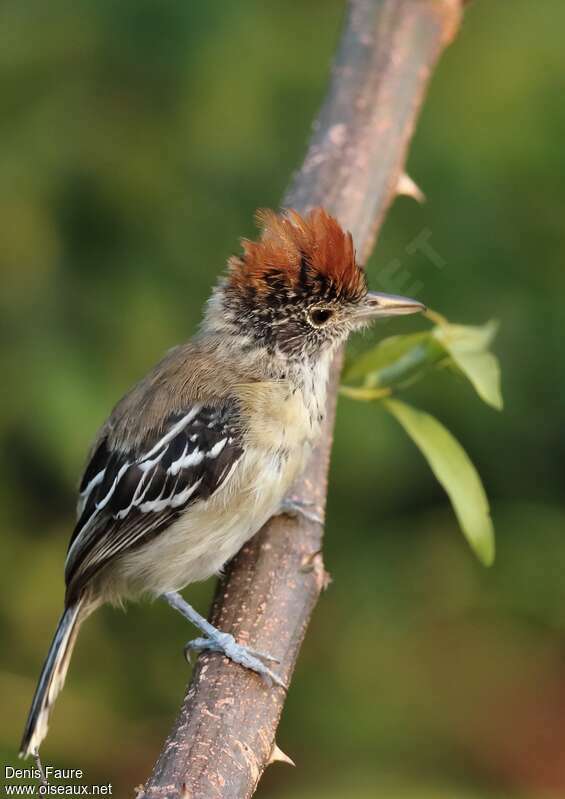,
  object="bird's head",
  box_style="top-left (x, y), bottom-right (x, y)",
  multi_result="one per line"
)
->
top-left (205, 208), bottom-right (424, 362)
